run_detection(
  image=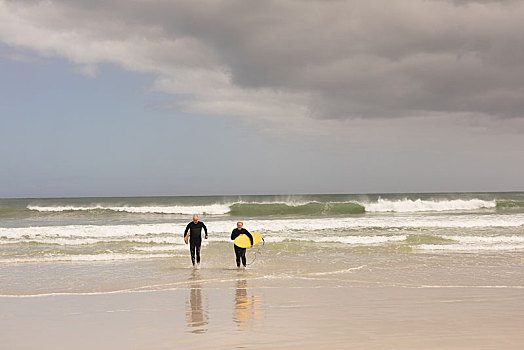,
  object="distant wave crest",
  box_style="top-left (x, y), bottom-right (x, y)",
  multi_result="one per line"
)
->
top-left (364, 198), bottom-right (496, 212)
top-left (27, 204), bottom-right (231, 215)
top-left (26, 198), bottom-right (501, 215)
